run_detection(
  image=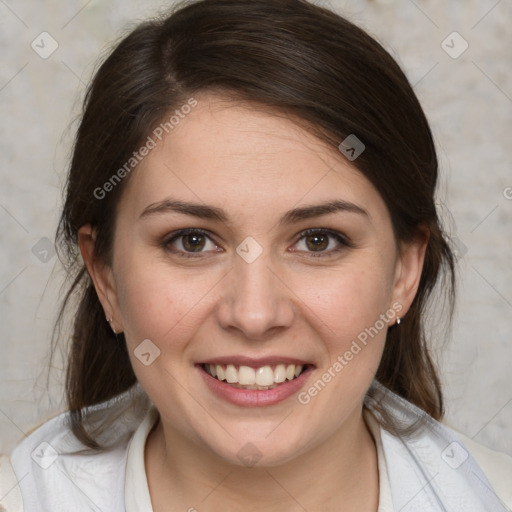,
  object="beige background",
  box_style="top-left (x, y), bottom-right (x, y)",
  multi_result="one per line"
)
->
top-left (0, 0), bottom-right (511, 456)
